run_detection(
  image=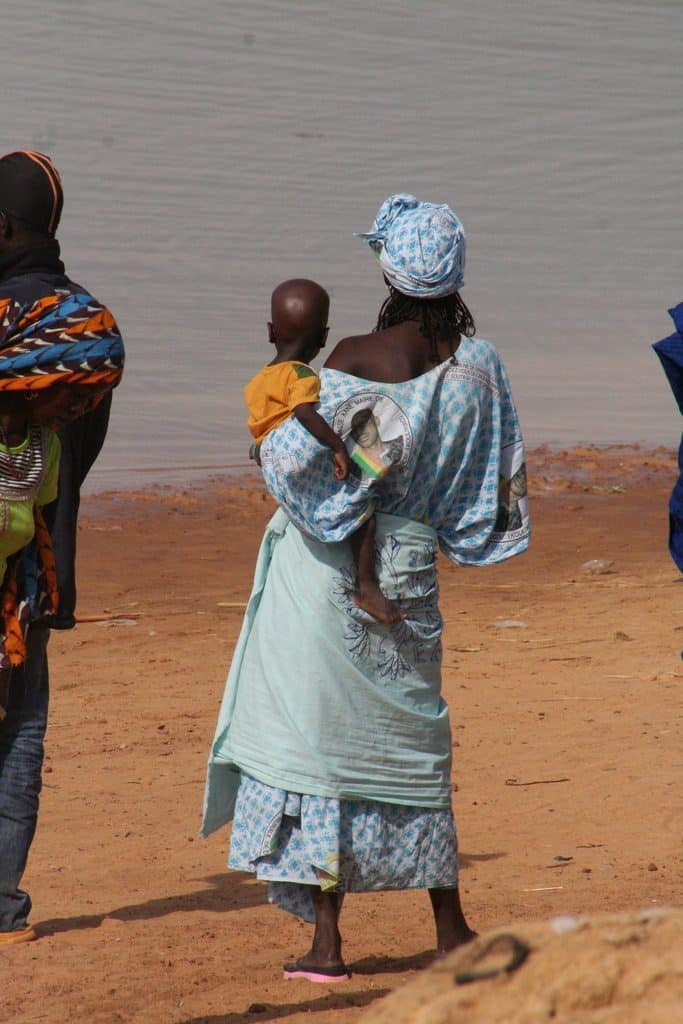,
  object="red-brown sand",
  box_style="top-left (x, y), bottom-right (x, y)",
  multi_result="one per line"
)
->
top-left (3, 445), bottom-right (682, 1023)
